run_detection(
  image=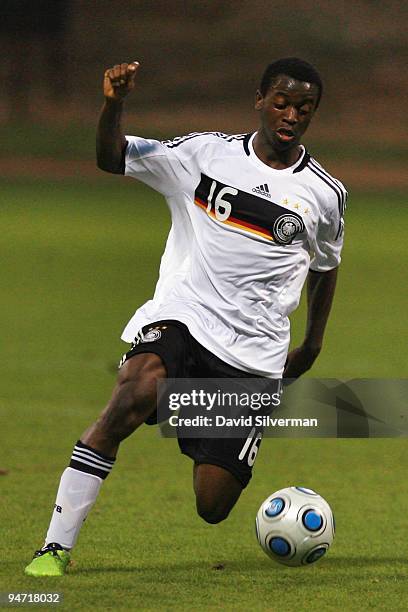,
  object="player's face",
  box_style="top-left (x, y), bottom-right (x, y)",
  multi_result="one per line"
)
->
top-left (255, 75), bottom-right (319, 151)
